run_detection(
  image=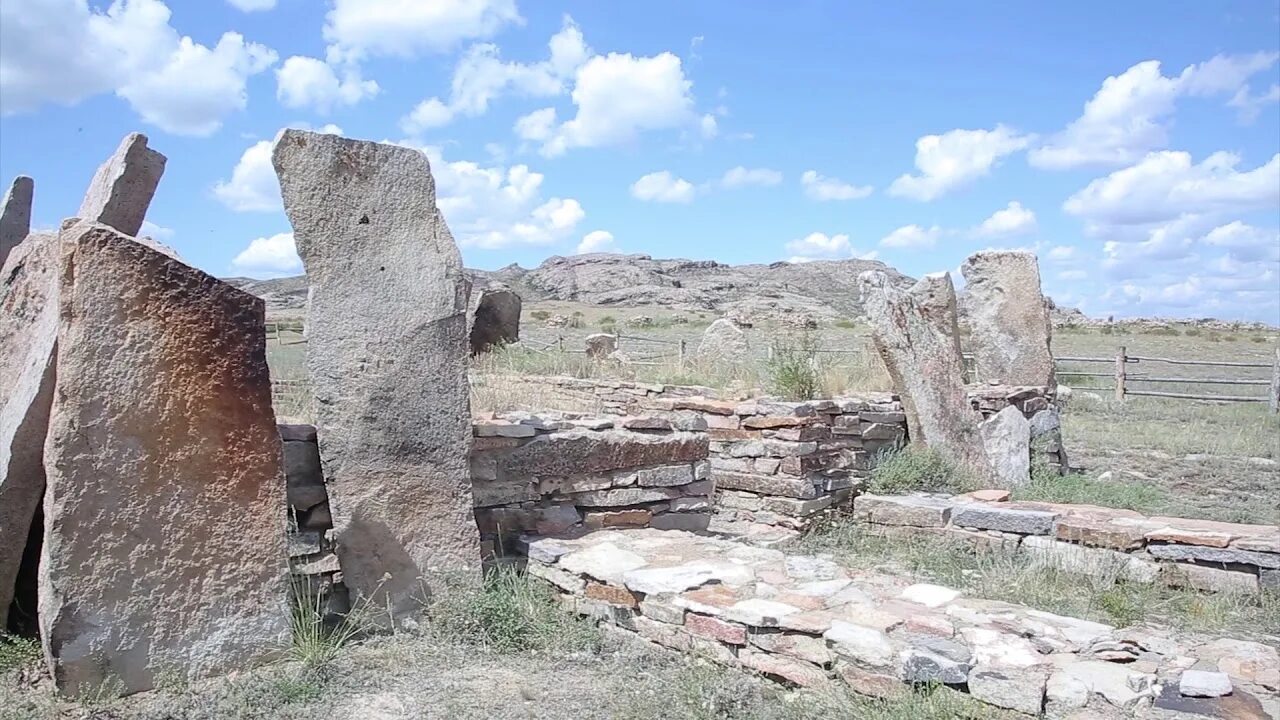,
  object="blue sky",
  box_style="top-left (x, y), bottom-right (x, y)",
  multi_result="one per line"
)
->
top-left (1, 1), bottom-right (1278, 321)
